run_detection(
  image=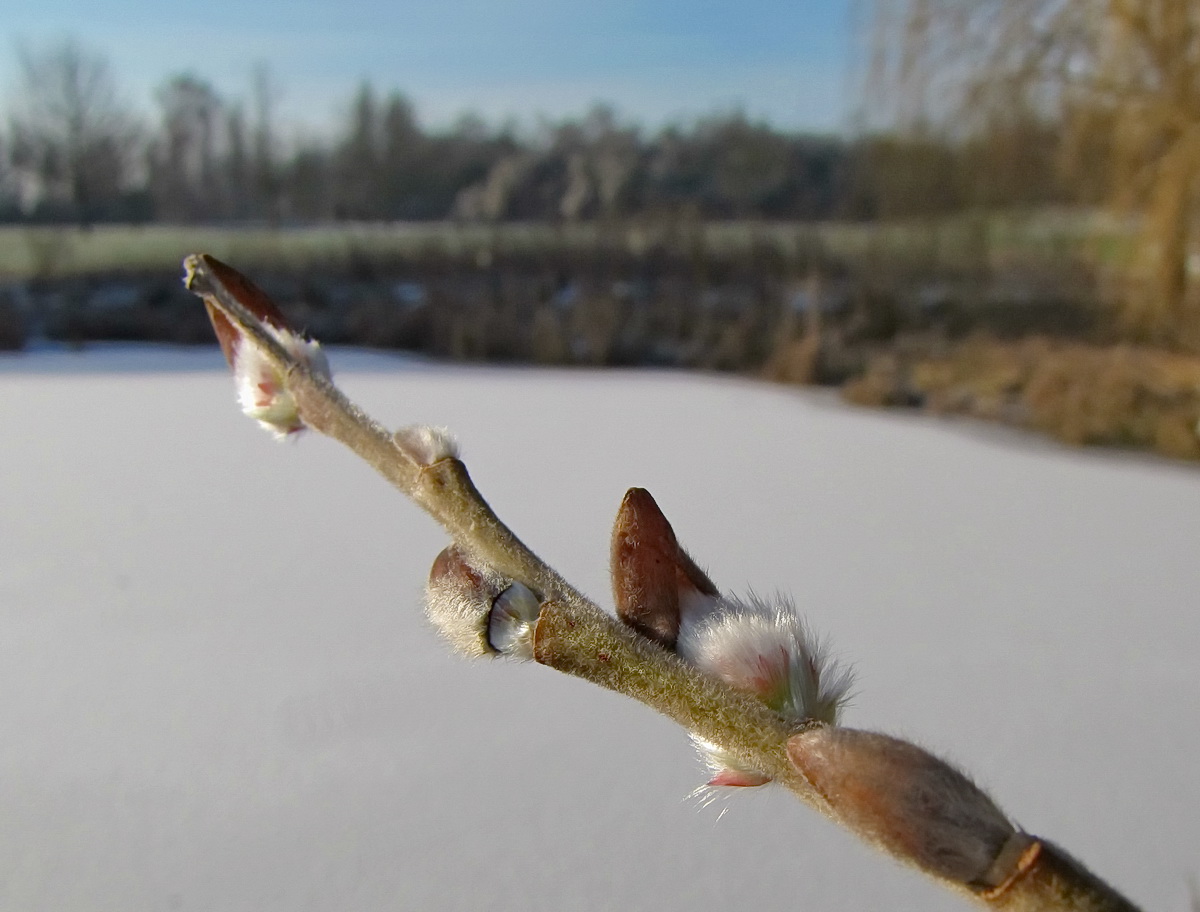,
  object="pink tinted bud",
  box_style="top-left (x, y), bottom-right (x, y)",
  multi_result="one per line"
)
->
top-left (787, 727), bottom-right (1017, 886)
top-left (679, 594), bottom-right (851, 790)
top-left (707, 768), bottom-right (772, 788)
top-left (689, 735), bottom-right (773, 789)
top-left (677, 594), bottom-right (853, 725)
top-left (184, 254), bottom-right (330, 439)
top-left (230, 330), bottom-right (330, 438)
